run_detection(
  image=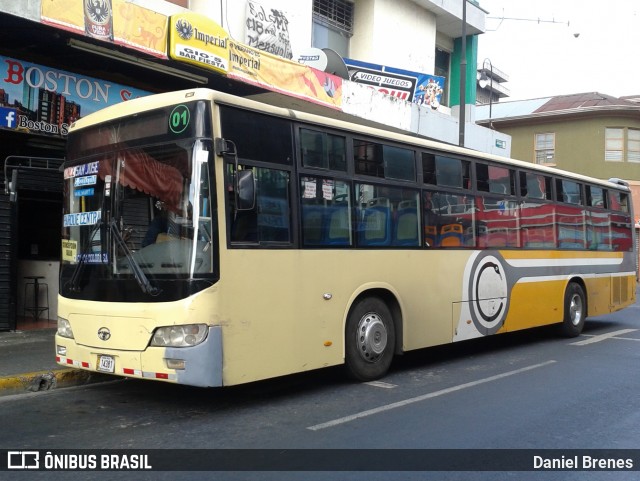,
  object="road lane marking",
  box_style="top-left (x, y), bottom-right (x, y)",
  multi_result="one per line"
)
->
top-left (364, 381), bottom-right (397, 389)
top-left (570, 329), bottom-right (638, 346)
top-left (307, 360), bottom-right (557, 431)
